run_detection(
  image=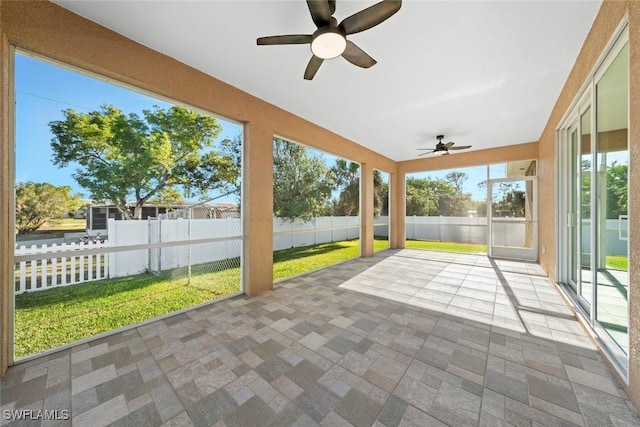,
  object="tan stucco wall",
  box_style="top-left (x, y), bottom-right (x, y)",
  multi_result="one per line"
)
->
top-left (630, 0), bottom-right (640, 407)
top-left (536, 0), bottom-right (640, 404)
top-left (0, 6), bottom-right (14, 376)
